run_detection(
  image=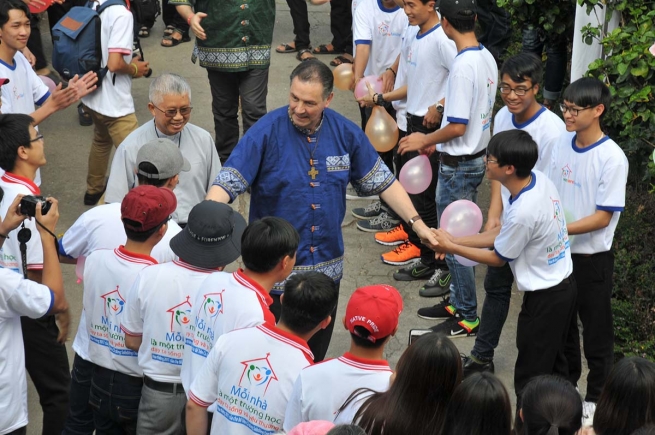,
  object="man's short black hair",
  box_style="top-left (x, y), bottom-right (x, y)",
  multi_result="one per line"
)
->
top-left (241, 217), bottom-right (299, 273)
top-left (0, 113), bottom-right (35, 172)
top-left (500, 53), bottom-right (543, 87)
top-left (486, 130), bottom-right (538, 178)
top-left (350, 327), bottom-right (388, 349)
top-left (562, 77), bottom-right (611, 125)
top-left (136, 162), bottom-right (172, 188)
top-left (280, 272), bottom-right (338, 335)
top-left (289, 59), bottom-right (334, 100)
top-left (0, 0), bottom-right (29, 28)
top-left (124, 219), bottom-right (168, 243)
